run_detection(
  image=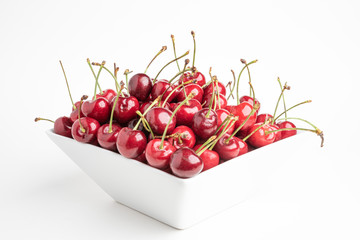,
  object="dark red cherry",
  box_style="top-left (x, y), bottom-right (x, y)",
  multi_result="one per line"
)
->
top-left (145, 139), bottom-right (176, 169)
top-left (70, 101), bottom-right (85, 123)
top-left (225, 102), bottom-right (257, 132)
top-left (193, 145), bottom-right (219, 172)
top-left (168, 126), bottom-right (196, 149)
top-left (113, 96), bottom-right (139, 124)
top-left (247, 123), bottom-right (275, 148)
top-left (180, 71), bottom-right (206, 86)
top-left (171, 99), bottom-right (202, 127)
top-left (96, 89), bottom-right (117, 101)
top-left (150, 80), bottom-right (177, 102)
top-left (134, 151), bottom-right (147, 163)
top-left (116, 127), bottom-right (147, 159)
top-left (176, 84), bottom-right (203, 103)
top-left (71, 117), bottom-right (100, 144)
top-left (128, 73), bottom-right (152, 101)
top-left (82, 97), bottom-right (111, 124)
top-left (203, 93), bottom-right (227, 110)
top-left (240, 95), bottom-right (260, 112)
top-left (191, 108), bottom-right (218, 139)
top-left (203, 81), bottom-right (226, 96)
top-left (216, 109), bottom-right (235, 134)
top-left (213, 133), bottom-right (248, 160)
top-left (53, 116), bottom-right (73, 138)
top-left (97, 123), bottom-right (122, 151)
top-left (139, 101), bottom-right (170, 114)
top-left (145, 107), bottom-right (176, 135)
top-left (169, 147), bottom-right (203, 178)
top-left (277, 121), bottom-right (297, 140)
top-left (256, 113), bottom-right (273, 123)
top-left (127, 118), bottom-right (145, 132)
